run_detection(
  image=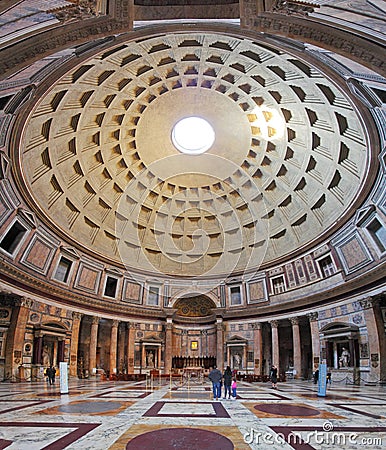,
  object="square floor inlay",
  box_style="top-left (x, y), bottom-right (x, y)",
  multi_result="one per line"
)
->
top-left (143, 401), bottom-right (230, 418)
